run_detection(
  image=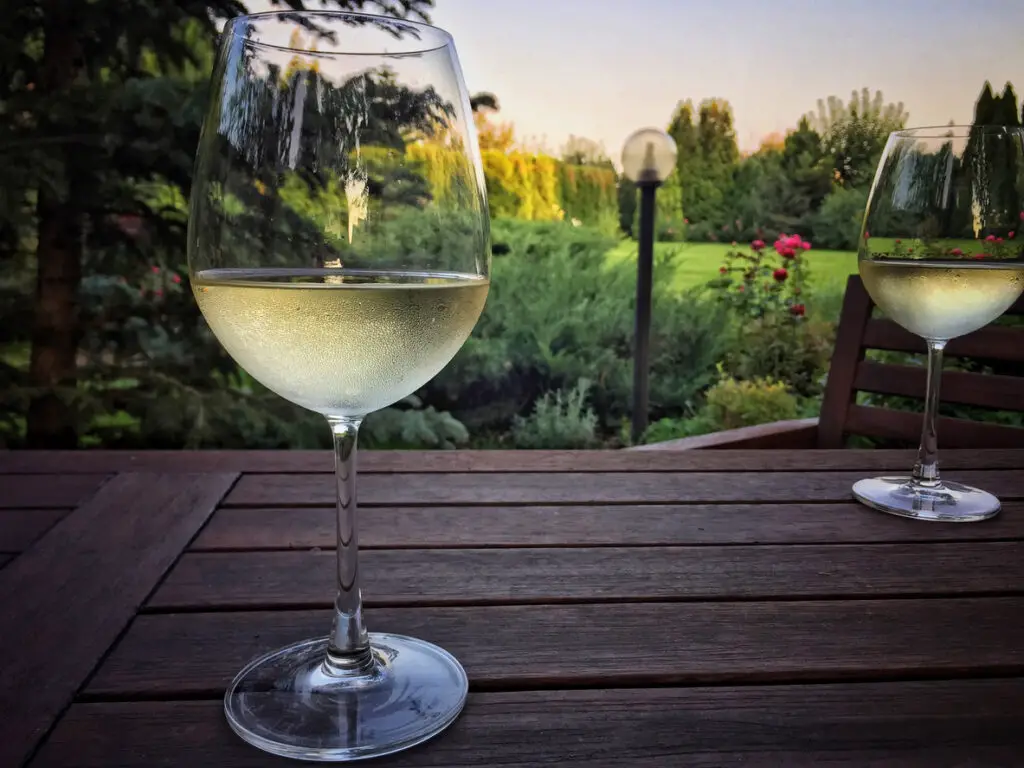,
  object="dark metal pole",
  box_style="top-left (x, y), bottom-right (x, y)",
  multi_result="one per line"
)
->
top-left (632, 181), bottom-right (658, 444)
